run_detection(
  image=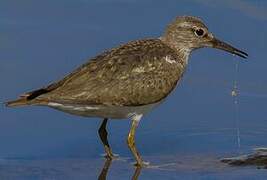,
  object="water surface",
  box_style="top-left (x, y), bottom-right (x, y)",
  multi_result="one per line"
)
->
top-left (1, 0), bottom-right (267, 179)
